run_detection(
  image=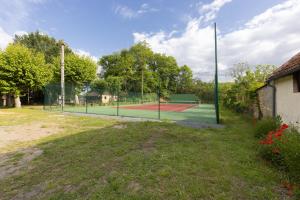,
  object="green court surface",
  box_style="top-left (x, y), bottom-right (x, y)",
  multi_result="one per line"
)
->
top-left (45, 103), bottom-right (216, 124)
